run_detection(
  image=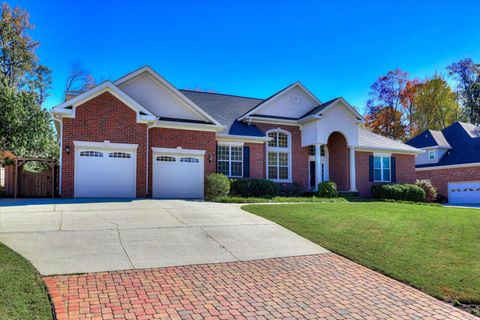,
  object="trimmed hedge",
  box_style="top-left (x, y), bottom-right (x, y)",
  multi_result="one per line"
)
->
top-left (205, 174), bottom-right (230, 199)
top-left (317, 181), bottom-right (338, 198)
top-left (372, 183), bottom-right (426, 202)
top-left (230, 178), bottom-right (280, 197)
